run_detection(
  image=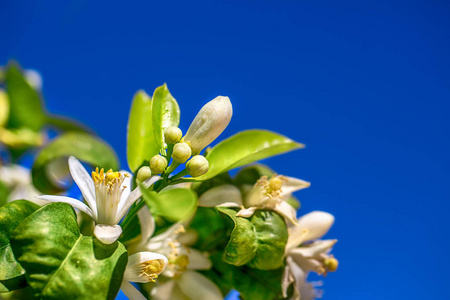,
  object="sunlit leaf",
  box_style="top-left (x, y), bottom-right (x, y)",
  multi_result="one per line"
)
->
top-left (192, 130), bottom-right (304, 181)
top-left (10, 203), bottom-right (128, 299)
top-left (127, 90), bottom-right (159, 172)
top-left (0, 200), bottom-right (40, 292)
top-left (32, 132), bottom-right (119, 194)
top-left (151, 84), bottom-right (180, 152)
